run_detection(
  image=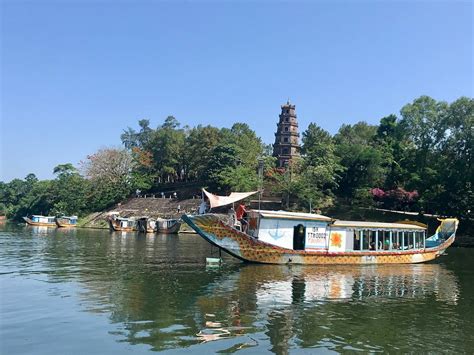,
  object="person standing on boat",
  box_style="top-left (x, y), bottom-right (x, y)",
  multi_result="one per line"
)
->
top-left (228, 206), bottom-right (236, 225)
top-left (199, 200), bottom-right (208, 215)
top-left (236, 204), bottom-right (248, 231)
